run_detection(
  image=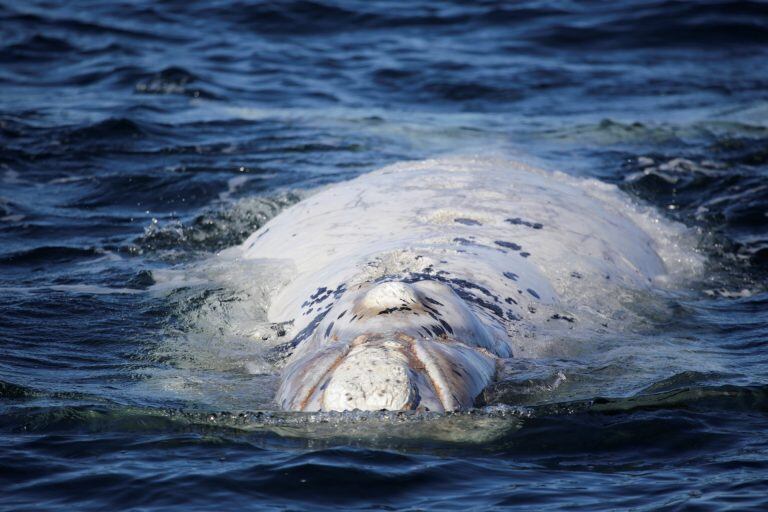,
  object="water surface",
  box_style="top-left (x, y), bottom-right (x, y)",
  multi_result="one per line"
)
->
top-left (2, 1), bottom-right (768, 510)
